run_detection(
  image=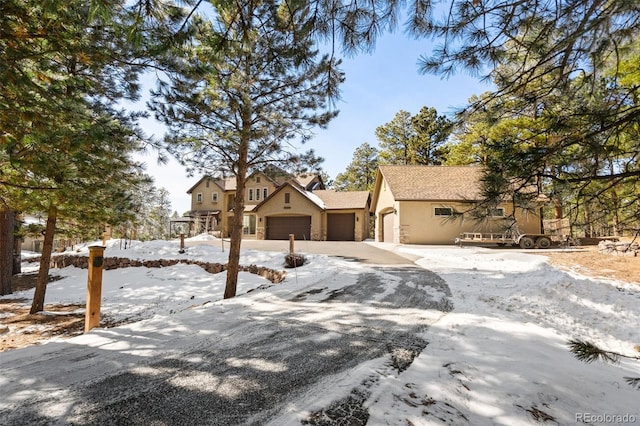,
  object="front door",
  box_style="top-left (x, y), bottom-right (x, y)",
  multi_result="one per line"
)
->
top-left (243, 214), bottom-right (256, 235)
